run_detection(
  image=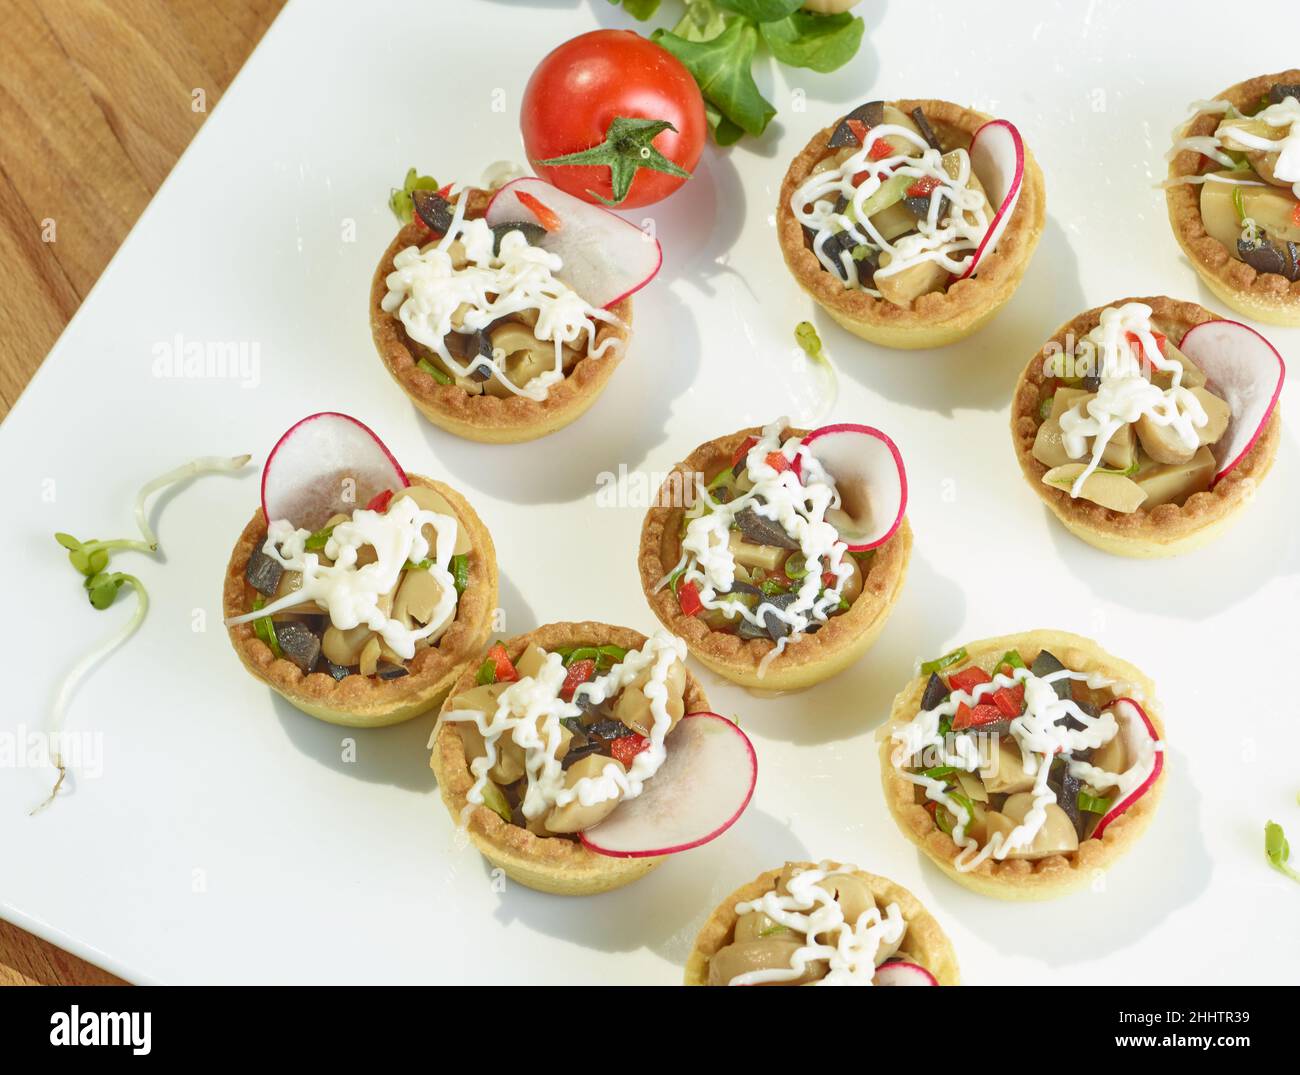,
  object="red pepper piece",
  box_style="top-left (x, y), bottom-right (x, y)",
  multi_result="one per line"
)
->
top-left (678, 579), bottom-right (703, 617)
top-left (947, 666), bottom-right (992, 694)
top-left (610, 734), bottom-right (649, 767)
top-left (486, 642), bottom-right (519, 683)
top-left (1292, 203), bottom-right (1300, 228)
top-left (730, 435), bottom-right (758, 469)
top-left (365, 489), bottom-right (394, 513)
top-left (906, 176), bottom-right (942, 199)
top-left (867, 139), bottom-right (893, 161)
top-left (516, 189), bottom-right (562, 232)
top-left (821, 571), bottom-right (837, 588)
top-left (1125, 329), bottom-right (1167, 357)
top-left (766, 451), bottom-right (792, 474)
top-left (561, 658), bottom-right (596, 700)
top-left (846, 118), bottom-right (869, 144)
top-left (991, 684), bottom-right (1024, 718)
top-left (952, 702), bottom-right (1004, 731)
